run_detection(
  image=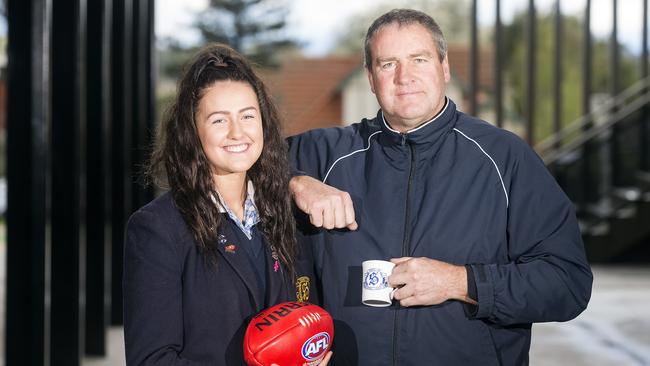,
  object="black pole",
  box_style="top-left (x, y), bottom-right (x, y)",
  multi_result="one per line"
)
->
top-left (642, 0), bottom-right (649, 171)
top-left (495, 0), bottom-right (503, 128)
top-left (5, 0), bottom-right (52, 364)
top-left (583, 0), bottom-right (592, 119)
top-left (526, 0), bottom-right (536, 144)
top-left (131, 0), bottom-right (155, 211)
top-left (610, 0), bottom-right (620, 96)
top-left (610, 0), bottom-right (621, 187)
top-left (50, 0), bottom-right (87, 363)
top-left (554, 0), bottom-right (562, 149)
top-left (111, 0), bottom-right (134, 326)
top-left (581, 0), bottom-right (594, 206)
top-left (470, 0), bottom-right (478, 116)
top-left (85, 0), bottom-right (112, 355)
